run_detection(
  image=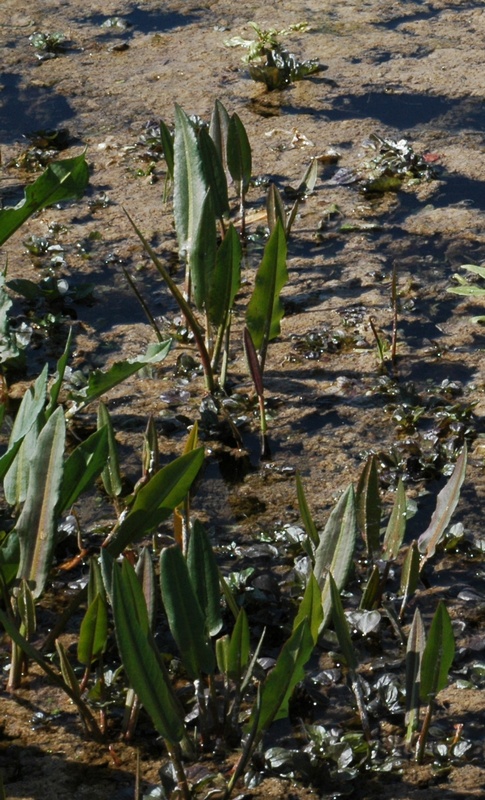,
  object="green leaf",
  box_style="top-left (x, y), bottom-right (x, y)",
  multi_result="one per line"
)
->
top-left (68, 340), bottom-right (172, 413)
top-left (8, 364), bottom-right (48, 445)
top-left (246, 219), bottom-right (288, 368)
top-left (4, 422), bottom-right (40, 507)
top-left (173, 104), bottom-right (207, 261)
top-left (266, 182), bottom-right (287, 234)
top-left (15, 407), bottom-right (66, 598)
top-left (227, 113), bottom-right (252, 195)
top-left (208, 224), bottom-right (242, 328)
top-left (329, 573), bottom-right (358, 670)
top-left (46, 328), bottom-right (72, 418)
top-left (159, 119), bottom-right (174, 180)
top-left (199, 127), bottom-right (229, 223)
top-left (17, 579), bottom-right (36, 640)
top-left (399, 540), bottom-right (420, 616)
top-left (405, 608), bottom-right (425, 741)
top-left (209, 99), bottom-right (230, 173)
top-left (382, 478), bottom-right (407, 561)
top-left (56, 640), bottom-right (81, 696)
top-left (97, 402), bottom-right (122, 499)
top-left (293, 573), bottom-right (323, 645)
top-left (314, 485), bottom-right (357, 629)
top-left (253, 618), bottom-right (313, 735)
top-left (112, 559), bottom-right (184, 743)
top-left (420, 601), bottom-right (455, 701)
top-left (418, 446), bottom-right (467, 562)
top-left (190, 189), bottom-right (217, 312)
top-left (0, 532), bottom-right (20, 586)
top-left (296, 472), bottom-right (319, 550)
top-left (160, 544), bottom-right (215, 679)
top-left (187, 519), bottom-right (222, 637)
top-left (356, 454), bottom-right (381, 557)
top-left (226, 608), bottom-right (250, 683)
top-left (106, 447), bottom-right (204, 557)
top-left (78, 593), bottom-right (108, 666)
top-left (360, 564), bottom-right (381, 610)
top-left (136, 547), bottom-right (157, 631)
top-left (0, 155), bottom-right (89, 246)
top-left (59, 426), bottom-right (109, 512)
